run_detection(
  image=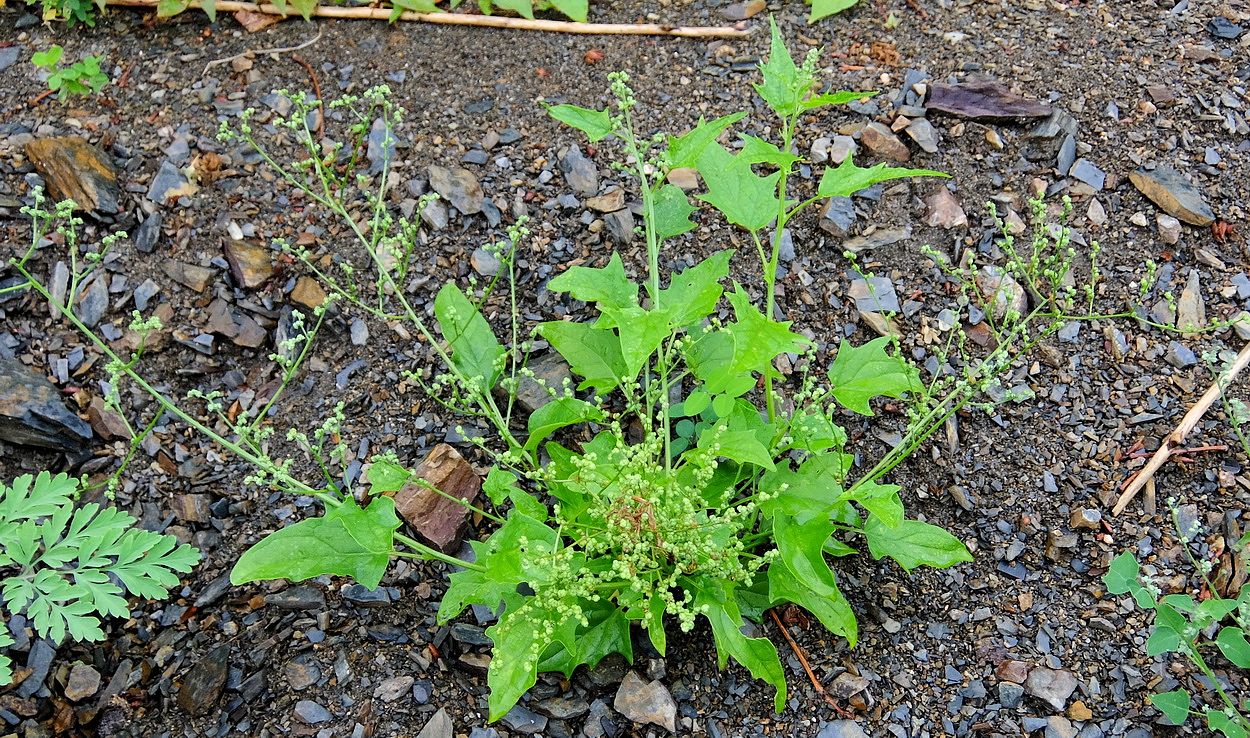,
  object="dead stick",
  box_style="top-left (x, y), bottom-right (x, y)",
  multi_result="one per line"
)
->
top-left (767, 609), bottom-right (852, 718)
top-left (28, 88), bottom-right (56, 107)
top-left (107, 0), bottom-right (750, 37)
top-left (290, 53), bottom-right (325, 140)
top-left (1113, 340), bottom-right (1250, 515)
top-left (202, 30), bottom-right (322, 76)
